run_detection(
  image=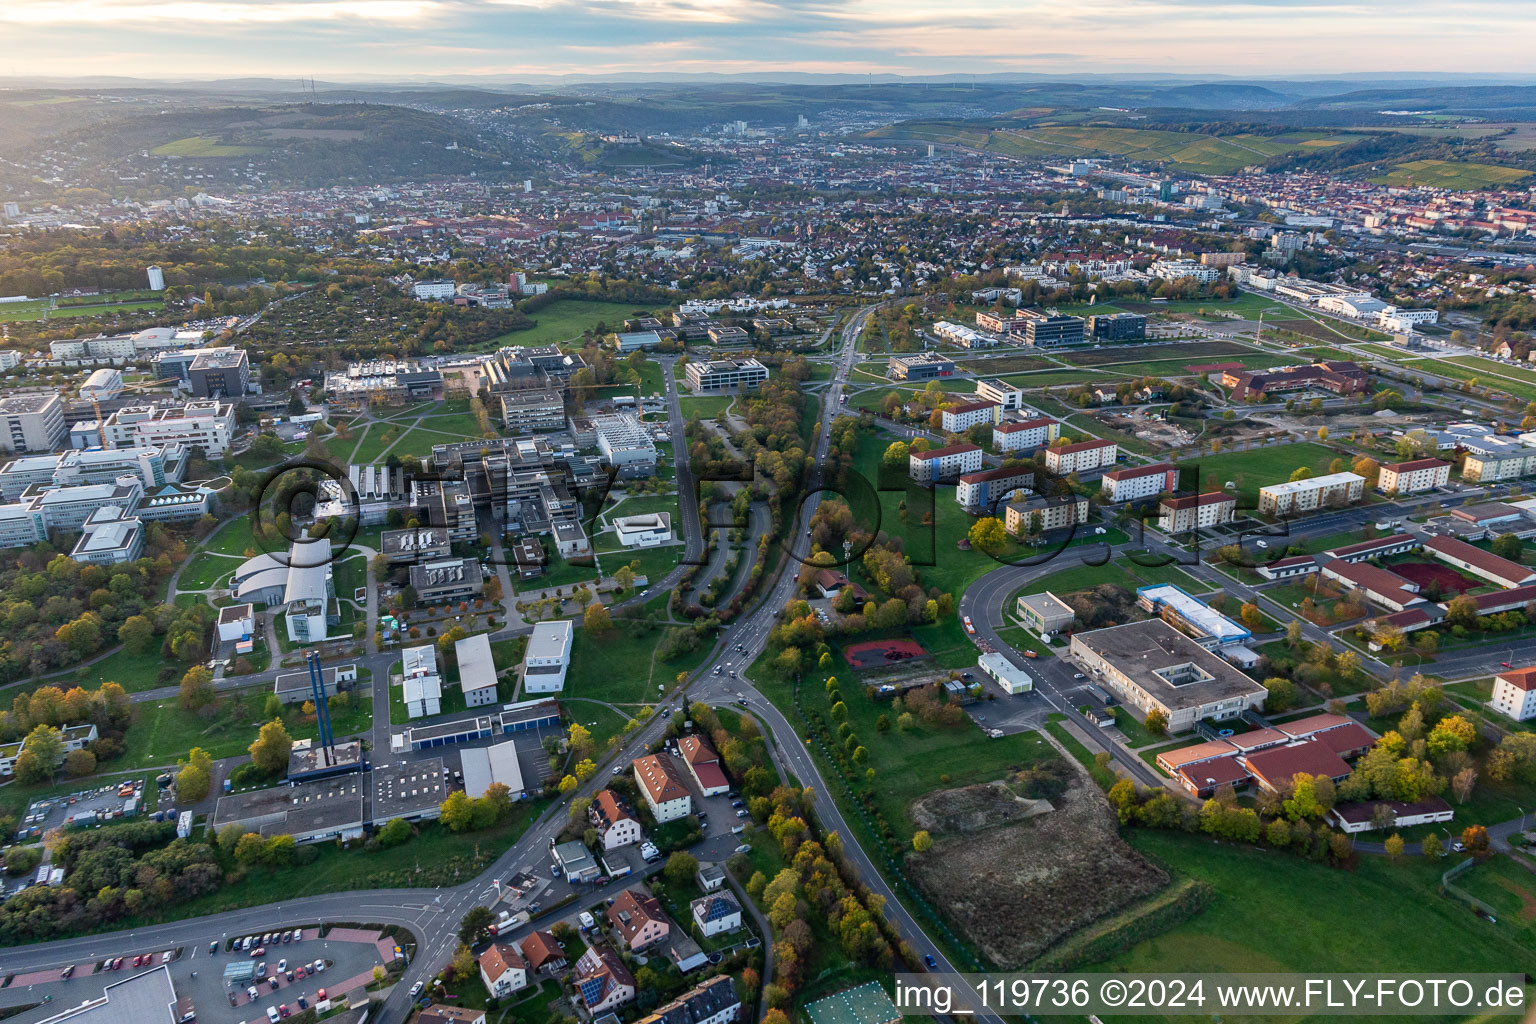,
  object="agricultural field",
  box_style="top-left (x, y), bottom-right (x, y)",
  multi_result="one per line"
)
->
top-left (152, 136), bottom-right (264, 157)
top-left (1372, 159), bottom-right (1532, 189)
top-left (1064, 339), bottom-right (1256, 367)
top-left (874, 123), bottom-right (1360, 175)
